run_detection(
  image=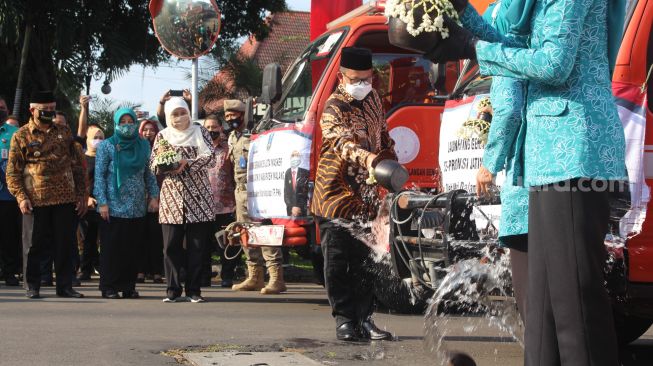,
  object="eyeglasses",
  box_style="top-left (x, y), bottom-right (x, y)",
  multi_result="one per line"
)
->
top-left (341, 73), bottom-right (373, 86)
